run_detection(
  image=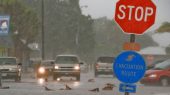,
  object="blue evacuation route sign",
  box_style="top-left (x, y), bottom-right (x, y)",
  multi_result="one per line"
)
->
top-left (113, 51), bottom-right (146, 84)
